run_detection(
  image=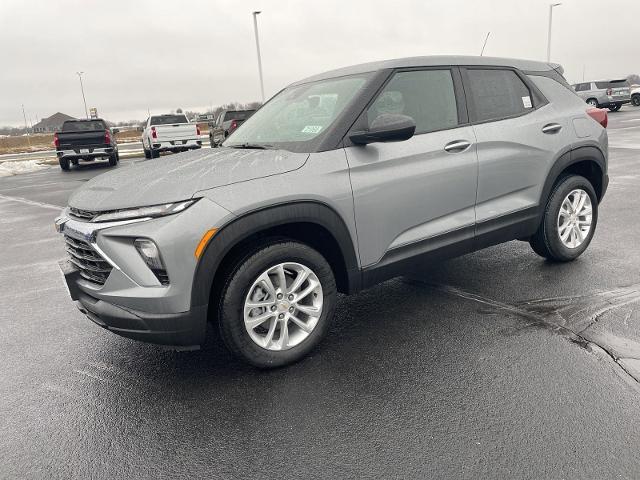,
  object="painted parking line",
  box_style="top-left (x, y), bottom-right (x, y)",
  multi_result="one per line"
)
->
top-left (0, 192), bottom-right (63, 211)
